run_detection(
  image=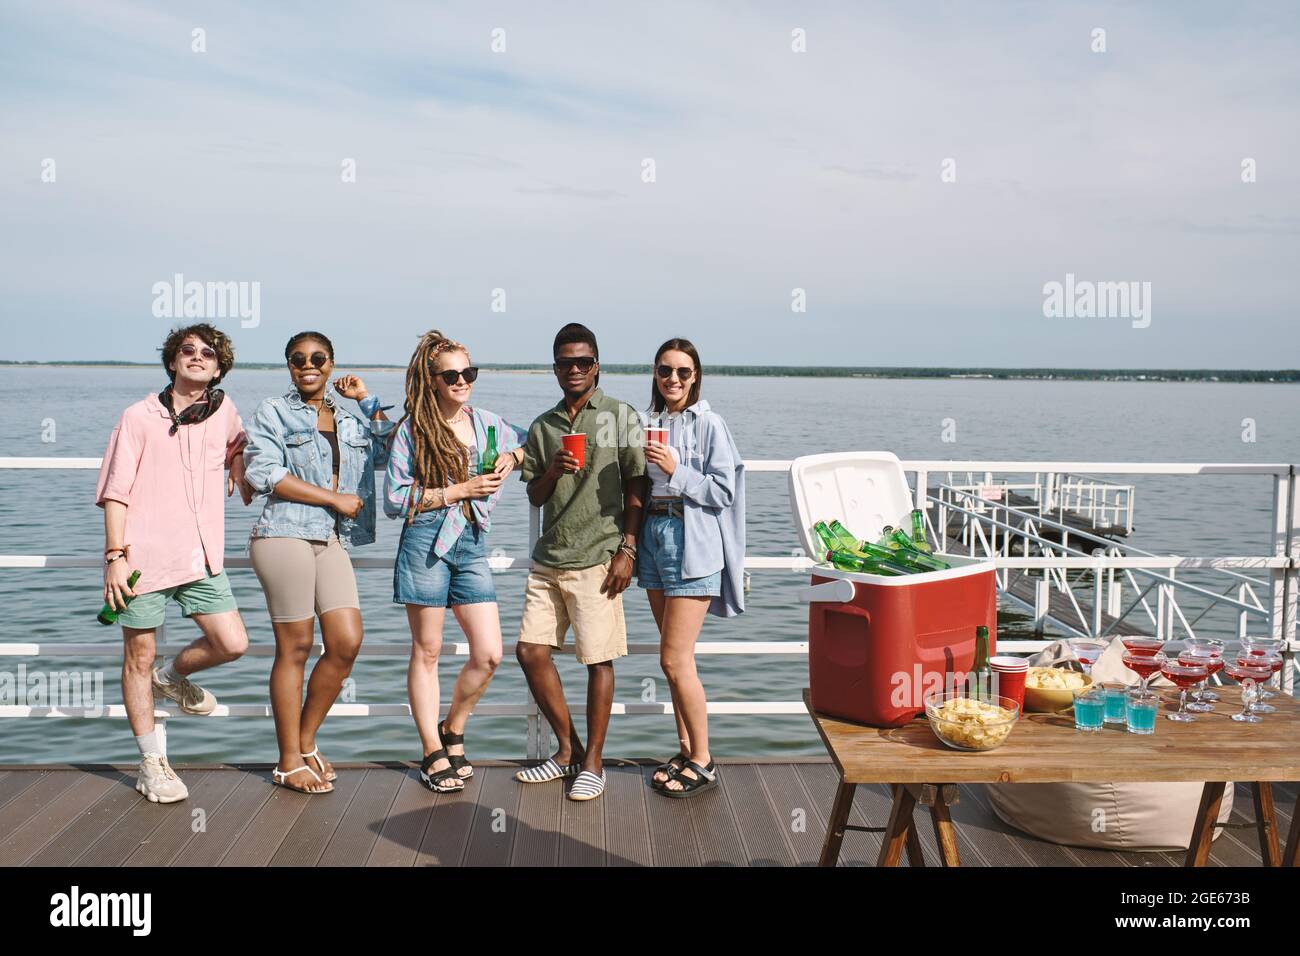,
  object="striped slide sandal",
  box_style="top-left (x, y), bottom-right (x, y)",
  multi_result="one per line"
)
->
top-left (515, 758), bottom-right (581, 784)
top-left (567, 770), bottom-right (606, 802)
